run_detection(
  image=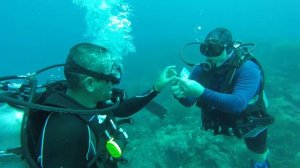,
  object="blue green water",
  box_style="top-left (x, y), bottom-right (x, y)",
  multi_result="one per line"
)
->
top-left (0, 0), bottom-right (299, 167)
